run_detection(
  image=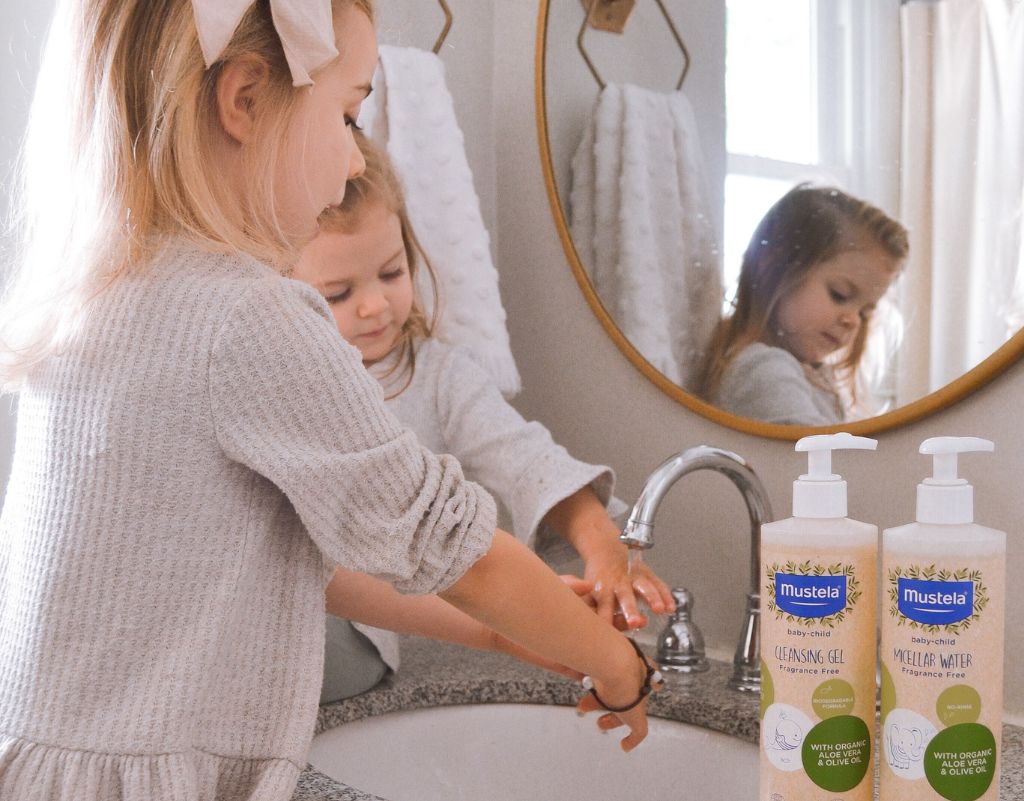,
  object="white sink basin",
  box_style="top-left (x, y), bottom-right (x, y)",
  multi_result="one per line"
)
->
top-left (308, 703), bottom-right (757, 801)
